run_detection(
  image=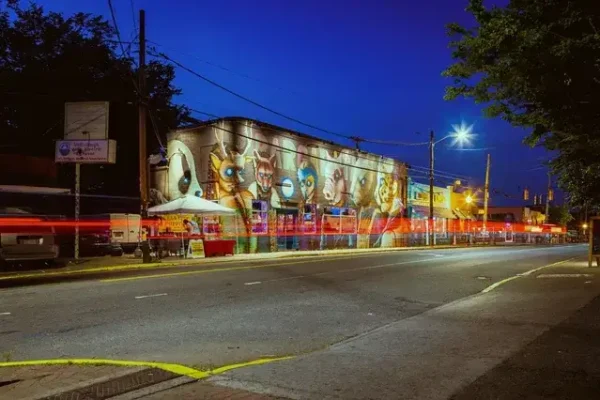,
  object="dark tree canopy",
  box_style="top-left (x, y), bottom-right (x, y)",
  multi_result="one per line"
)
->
top-left (443, 0), bottom-right (600, 207)
top-left (0, 2), bottom-right (198, 201)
